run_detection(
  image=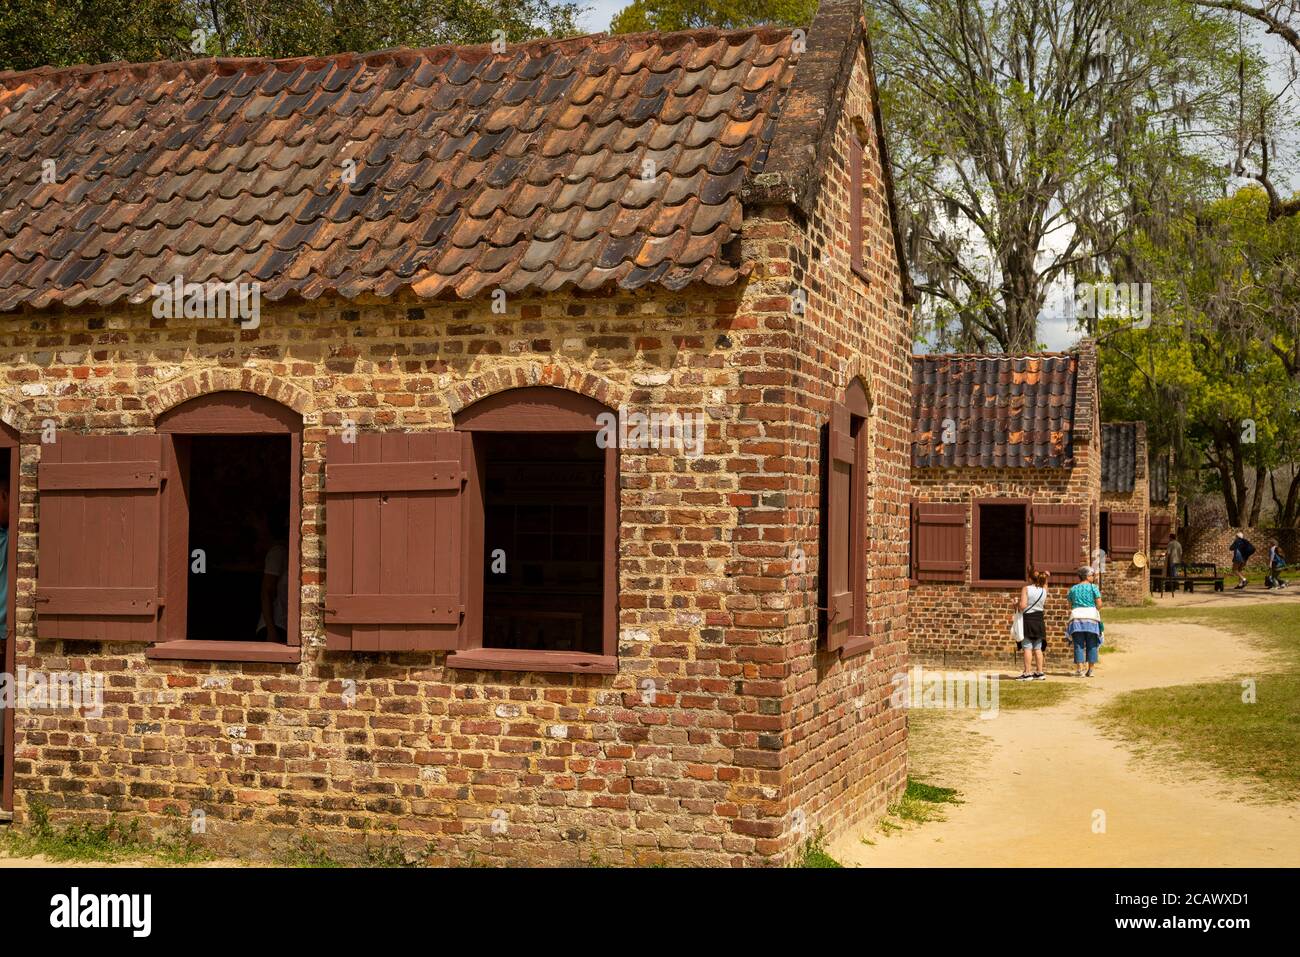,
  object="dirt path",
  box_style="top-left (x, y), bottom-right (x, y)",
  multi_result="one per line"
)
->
top-left (833, 595), bottom-right (1300, 867)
